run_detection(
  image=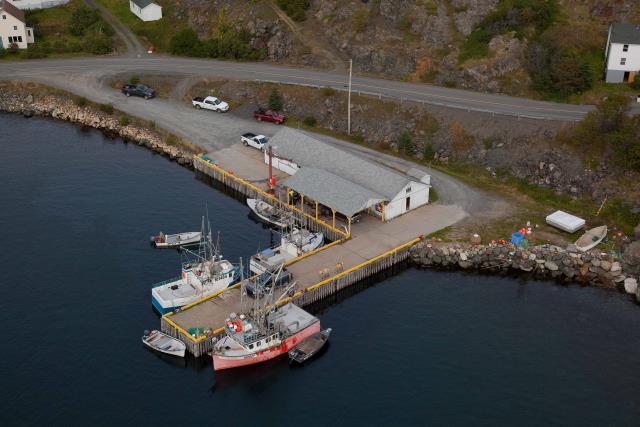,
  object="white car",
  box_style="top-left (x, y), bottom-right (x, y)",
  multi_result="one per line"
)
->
top-left (192, 96), bottom-right (229, 112)
top-left (241, 133), bottom-right (269, 150)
